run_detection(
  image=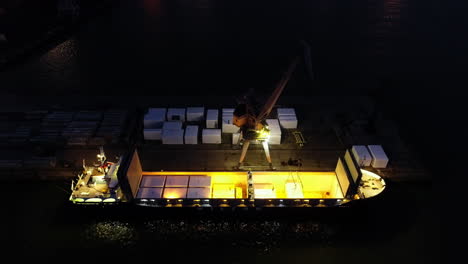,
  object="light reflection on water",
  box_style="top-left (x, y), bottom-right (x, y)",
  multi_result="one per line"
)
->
top-left (83, 218), bottom-right (333, 253)
top-left (4, 179), bottom-right (431, 260)
top-left (84, 221), bottom-right (137, 247)
top-left (39, 38), bottom-right (78, 77)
